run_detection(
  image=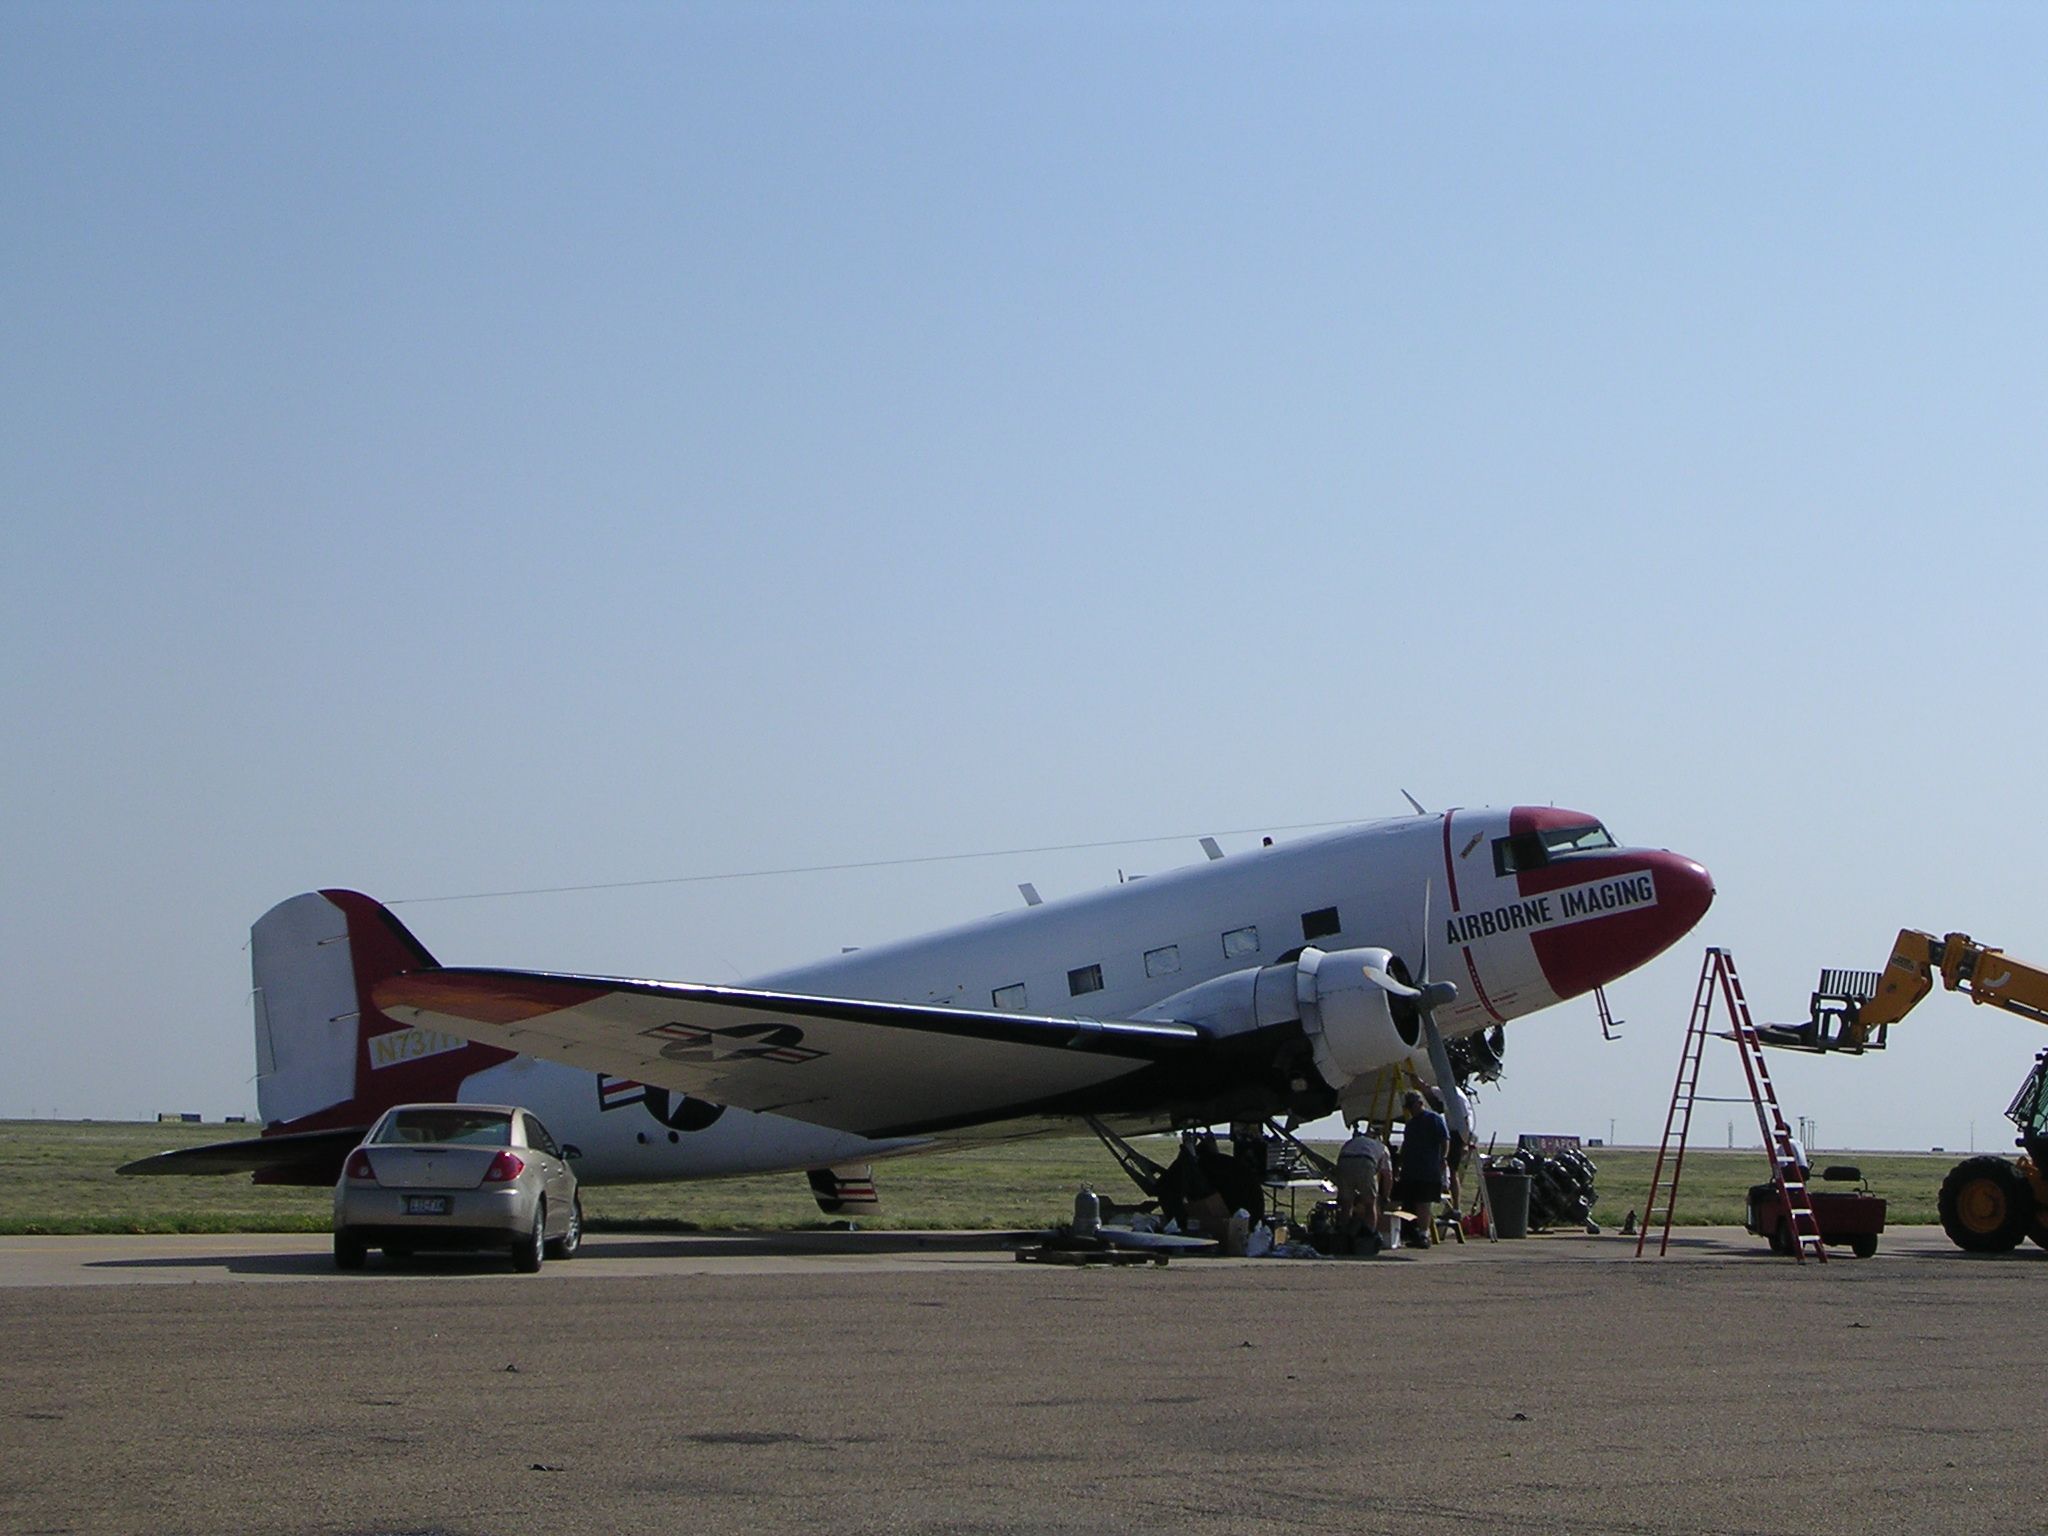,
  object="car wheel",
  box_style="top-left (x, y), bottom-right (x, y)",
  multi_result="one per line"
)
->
top-left (546, 1195), bottom-right (583, 1260)
top-left (512, 1200), bottom-right (546, 1274)
top-left (1937, 1157), bottom-right (2032, 1252)
top-left (334, 1232), bottom-right (367, 1271)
